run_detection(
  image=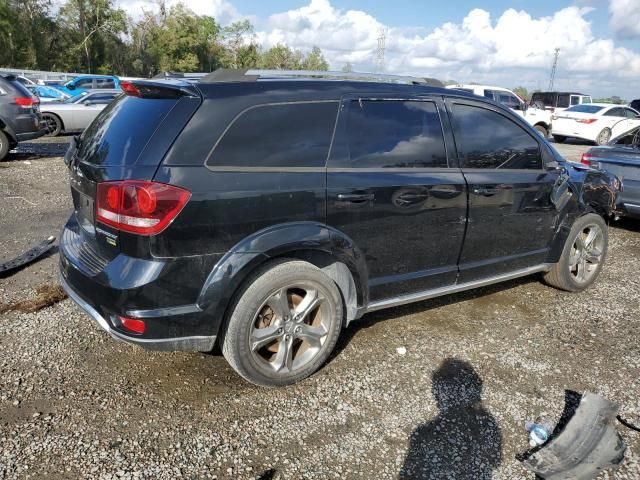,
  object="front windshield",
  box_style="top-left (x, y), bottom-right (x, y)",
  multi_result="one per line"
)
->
top-left (65, 91), bottom-right (89, 104)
